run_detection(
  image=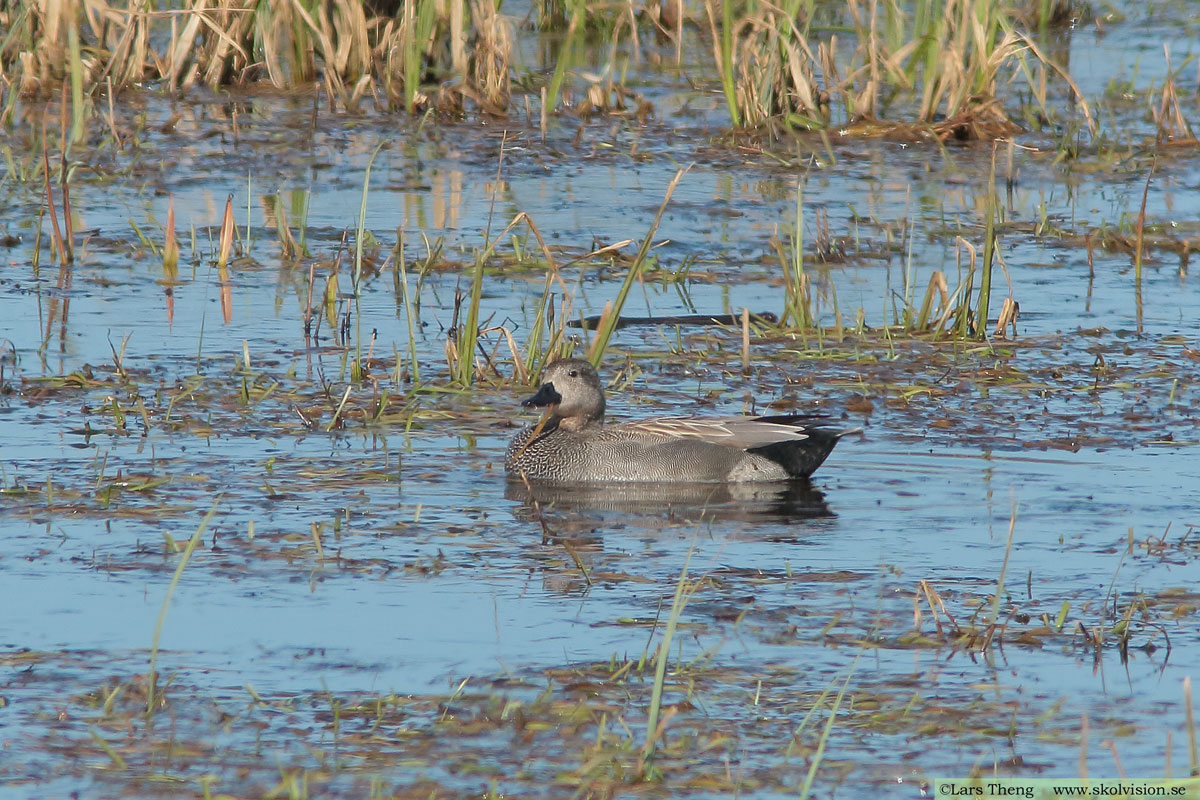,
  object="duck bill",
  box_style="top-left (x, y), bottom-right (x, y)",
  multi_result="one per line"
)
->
top-left (522, 382), bottom-right (561, 409)
top-left (517, 383), bottom-right (561, 459)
